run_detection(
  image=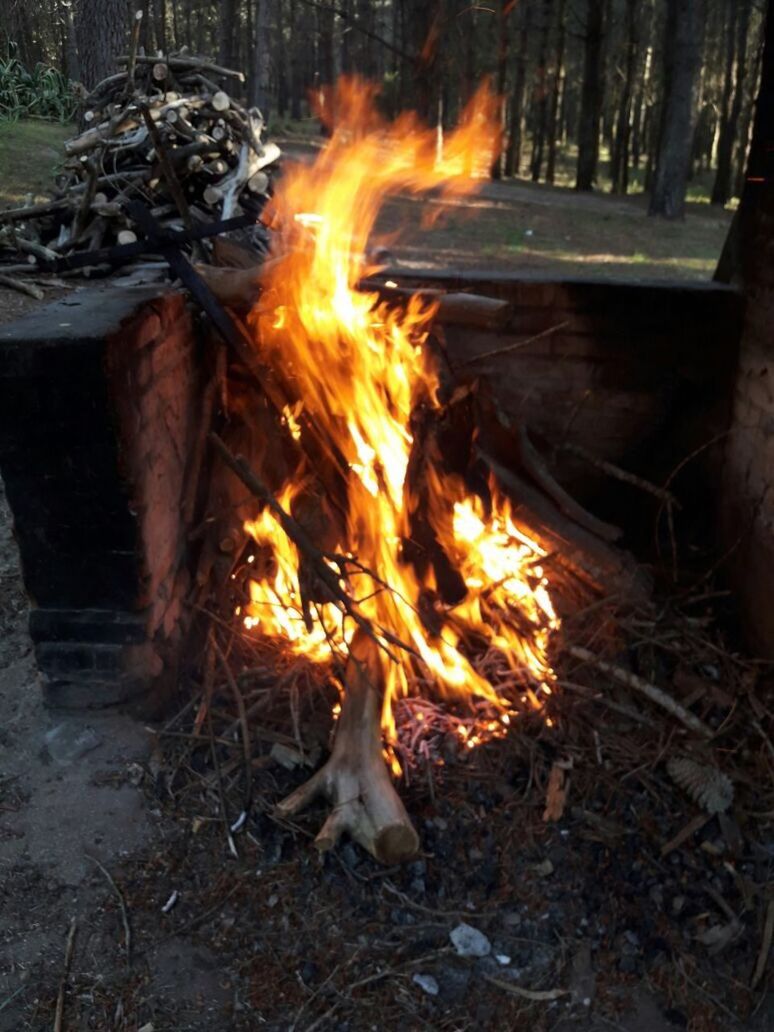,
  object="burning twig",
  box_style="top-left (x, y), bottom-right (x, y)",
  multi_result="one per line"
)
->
top-left (208, 432), bottom-right (417, 665)
top-left (567, 645), bottom-right (713, 738)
